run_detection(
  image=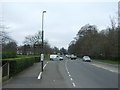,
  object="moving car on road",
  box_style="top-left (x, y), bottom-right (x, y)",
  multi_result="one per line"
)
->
top-left (66, 55), bottom-right (71, 59)
top-left (59, 56), bottom-right (63, 60)
top-left (70, 54), bottom-right (77, 60)
top-left (50, 54), bottom-right (59, 61)
top-left (82, 56), bottom-right (91, 62)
